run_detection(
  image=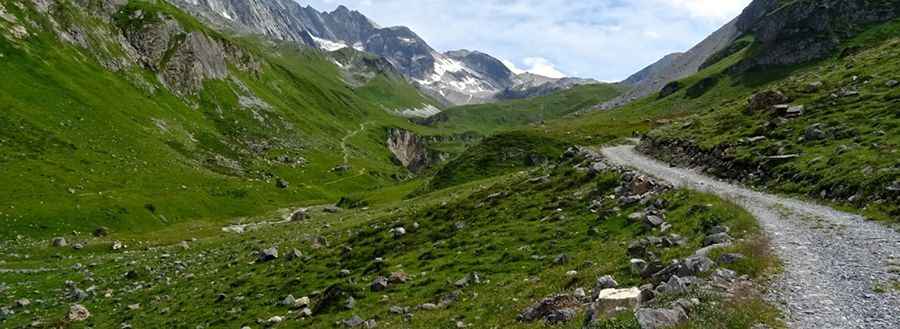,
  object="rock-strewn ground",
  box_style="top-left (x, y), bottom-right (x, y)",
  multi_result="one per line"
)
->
top-left (602, 145), bottom-right (900, 329)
